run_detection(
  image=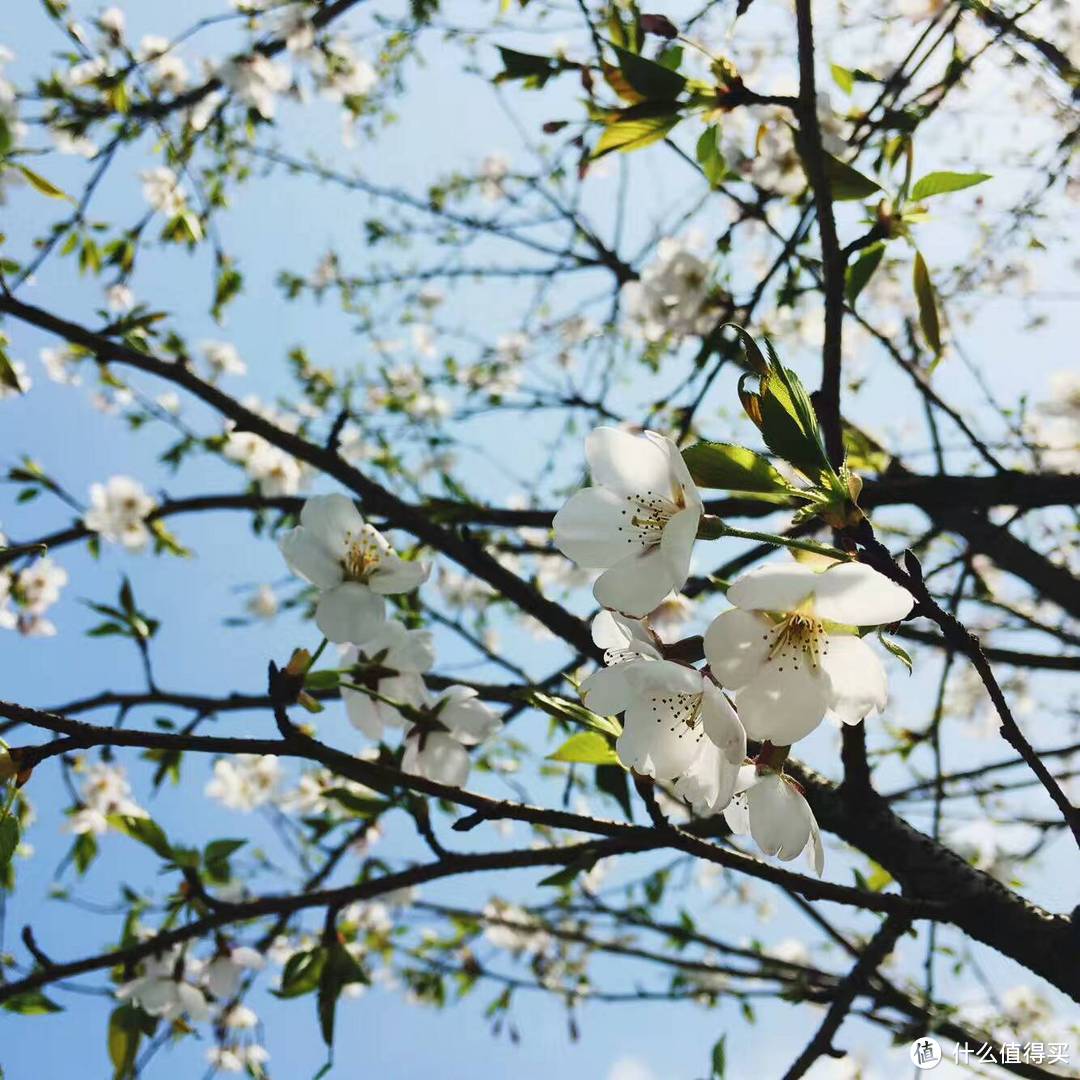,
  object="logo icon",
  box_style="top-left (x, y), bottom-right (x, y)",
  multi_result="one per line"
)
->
top-left (910, 1037), bottom-right (943, 1070)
